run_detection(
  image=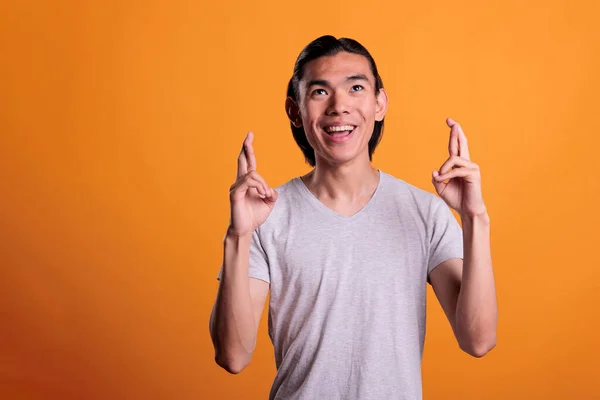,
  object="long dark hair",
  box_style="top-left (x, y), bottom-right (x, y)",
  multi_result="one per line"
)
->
top-left (287, 35), bottom-right (385, 167)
